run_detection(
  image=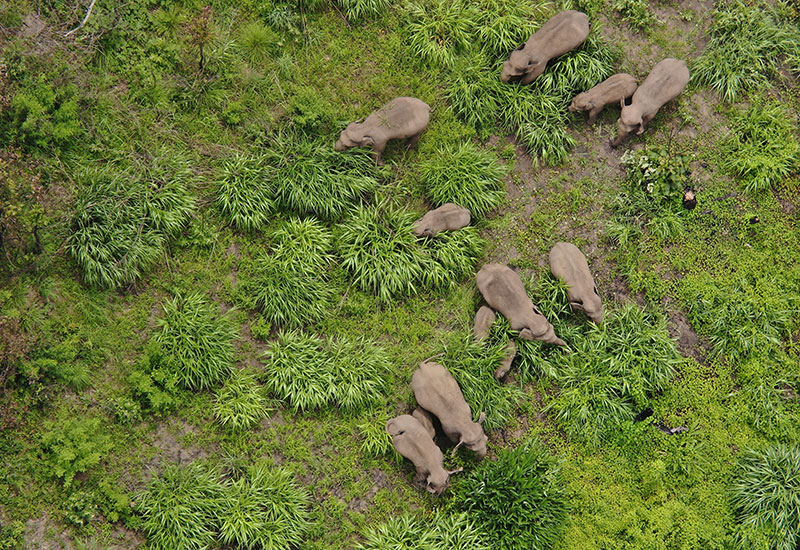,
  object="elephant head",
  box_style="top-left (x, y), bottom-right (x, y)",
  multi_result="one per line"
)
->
top-left (617, 101), bottom-right (644, 136)
top-left (501, 47), bottom-right (544, 83)
top-left (569, 284), bottom-right (604, 324)
top-left (568, 94), bottom-right (592, 113)
top-left (334, 121), bottom-right (373, 152)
